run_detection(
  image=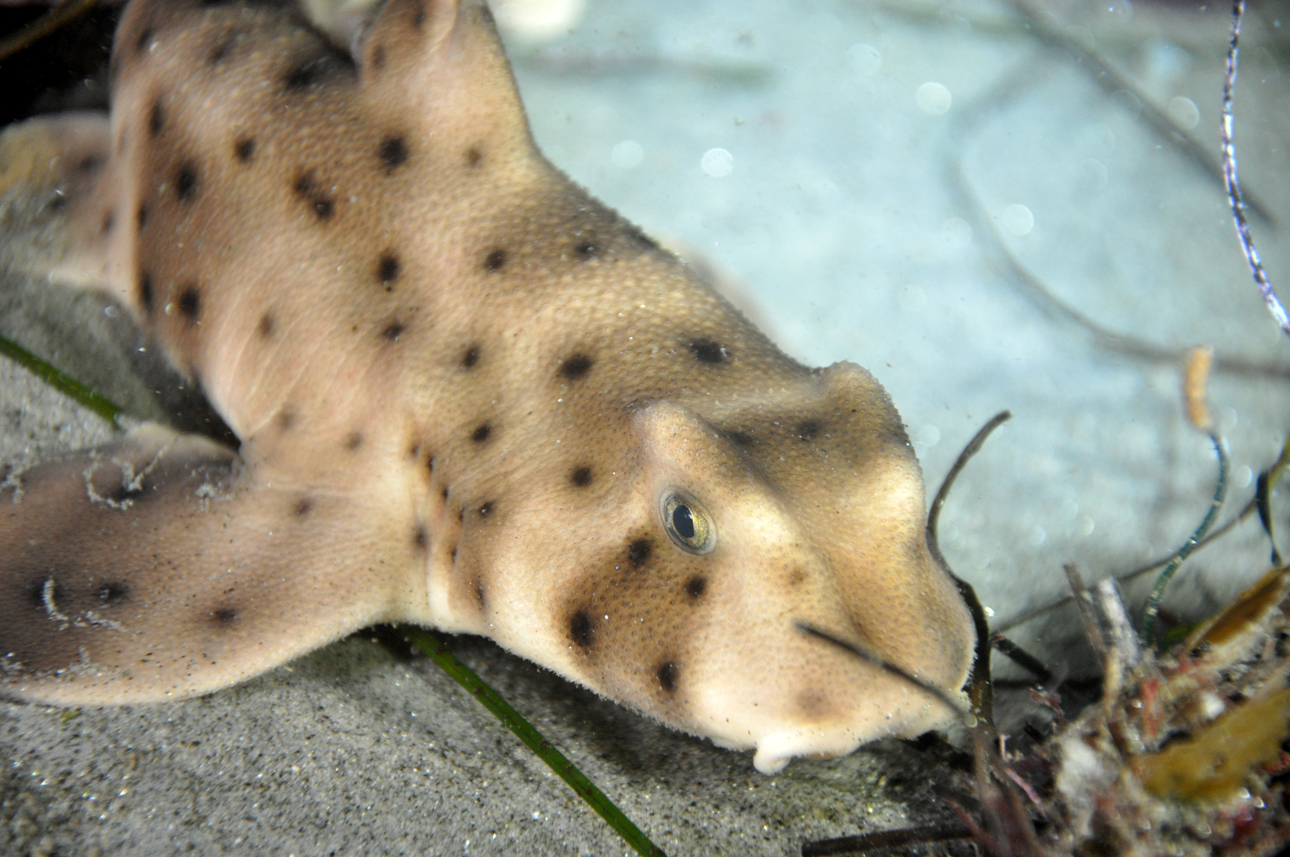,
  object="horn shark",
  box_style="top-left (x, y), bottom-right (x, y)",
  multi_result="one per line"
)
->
top-left (0, 0), bottom-right (973, 775)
